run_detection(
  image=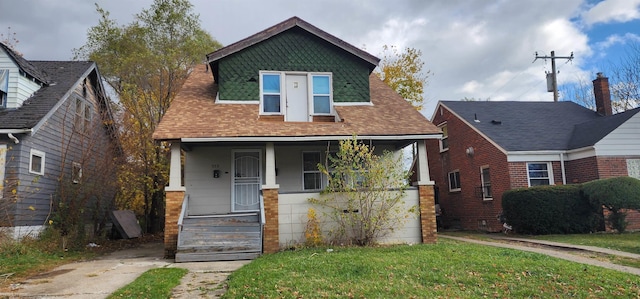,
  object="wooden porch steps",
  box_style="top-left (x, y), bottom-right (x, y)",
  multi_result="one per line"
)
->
top-left (176, 213), bottom-right (262, 262)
